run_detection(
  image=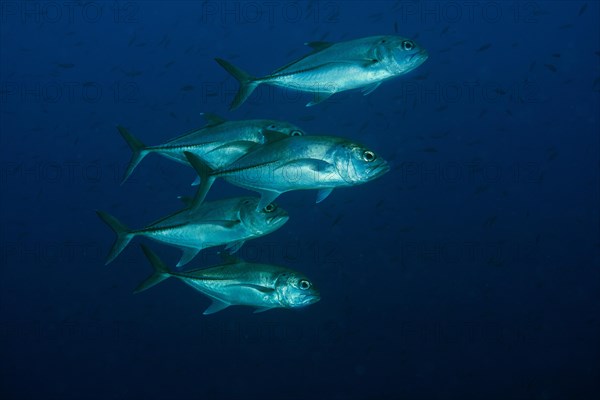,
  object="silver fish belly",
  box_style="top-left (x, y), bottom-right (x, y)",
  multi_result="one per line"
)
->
top-left (97, 196), bottom-right (289, 267)
top-left (135, 245), bottom-right (321, 315)
top-left (215, 35), bottom-right (428, 109)
top-left (185, 135), bottom-right (390, 209)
